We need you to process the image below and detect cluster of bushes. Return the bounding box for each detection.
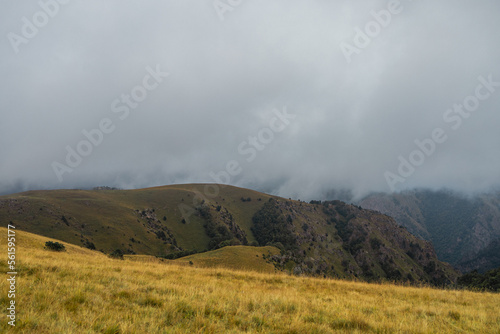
[155,230,167,240]
[251,199,297,251]
[321,202,357,244]
[347,234,366,254]
[109,249,124,259]
[207,224,233,249]
[424,261,436,274]
[457,268,500,292]
[335,204,351,218]
[334,218,352,244]
[406,241,423,260]
[199,204,246,250]
[321,202,339,216]
[92,186,119,190]
[380,260,403,280]
[196,205,210,219]
[151,225,177,245]
[83,240,96,250]
[370,237,382,251]
[45,241,65,252]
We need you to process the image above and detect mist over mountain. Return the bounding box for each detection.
[1,0,500,198]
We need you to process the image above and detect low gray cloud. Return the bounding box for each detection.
[1,0,499,199]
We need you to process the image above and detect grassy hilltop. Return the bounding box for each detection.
[1,228,499,333]
[0,184,271,255]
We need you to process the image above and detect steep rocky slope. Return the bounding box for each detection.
[359,190,500,272]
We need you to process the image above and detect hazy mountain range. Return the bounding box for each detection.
[358,189,500,273]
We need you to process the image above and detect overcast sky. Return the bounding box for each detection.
[1,0,499,199]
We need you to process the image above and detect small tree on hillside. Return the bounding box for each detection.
[109,249,124,259]
[45,241,66,252]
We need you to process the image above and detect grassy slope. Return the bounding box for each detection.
[1,228,499,333]
[174,245,281,273]
[0,184,270,254]
[124,246,281,273]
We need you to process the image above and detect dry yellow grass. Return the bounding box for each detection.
[1,227,499,333]
[173,245,281,273]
